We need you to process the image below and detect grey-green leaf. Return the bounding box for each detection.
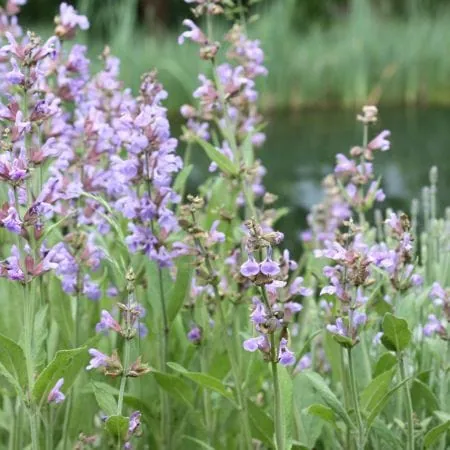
[92,381,118,416]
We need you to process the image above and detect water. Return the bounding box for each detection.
[187,107,450,253]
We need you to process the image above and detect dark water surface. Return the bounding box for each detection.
[187,108,450,252]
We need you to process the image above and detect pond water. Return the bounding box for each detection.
[187,107,450,253]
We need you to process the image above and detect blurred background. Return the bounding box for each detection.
[18,0,450,248]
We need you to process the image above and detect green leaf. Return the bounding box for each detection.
[182,436,215,450]
[92,381,117,416]
[279,365,293,449]
[173,164,193,194]
[167,256,193,324]
[195,137,239,176]
[299,371,354,430]
[371,418,403,449]
[381,313,412,352]
[332,333,354,348]
[105,415,129,440]
[411,378,439,414]
[366,376,412,428]
[373,352,397,378]
[424,421,450,448]
[360,367,396,413]
[0,333,27,392]
[306,404,336,424]
[167,362,235,404]
[151,370,194,408]
[247,399,275,448]
[33,346,87,405]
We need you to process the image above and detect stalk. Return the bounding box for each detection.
[193,232,253,450]
[270,333,284,450]
[398,354,414,450]
[347,348,365,450]
[200,347,213,443]
[144,147,171,449]
[339,348,352,449]
[61,275,82,450]
[260,288,284,450]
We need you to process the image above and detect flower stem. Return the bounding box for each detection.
[347,348,365,450]
[398,353,414,450]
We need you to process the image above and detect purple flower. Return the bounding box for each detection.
[128,411,141,435]
[368,130,391,151]
[278,338,295,366]
[240,255,260,277]
[207,220,225,244]
[243,335,270,353]
[327,318,347,336]
[289,277,313,297]
[372,332,383,345]
[187,325,202,344]
[429,282,447,306]
[352,311,367,329]
[86,349,108,370]
[58,2,89,31]
[423,314,446,337]
[250,298,267,324]
[2,207,22,234]
[178,19,207,45]
[294,353,312,373]
[260,258,280,276]
[95,310,121,334]
[47,378,65,404]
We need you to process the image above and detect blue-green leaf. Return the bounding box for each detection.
[360,367,396,413]
[306,404,336,425]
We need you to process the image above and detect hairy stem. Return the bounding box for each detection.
[399,354,414,450]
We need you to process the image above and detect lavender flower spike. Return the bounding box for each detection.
[47,378,65,404]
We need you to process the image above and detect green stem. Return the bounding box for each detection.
[339,348,352,450]
[399,354,414,450]
[194,234,253,450]
[200,347,212,443]
[61,286,82,450]
[24,284,39,450]
[117,289,134,416]
[270,333,284,450]
[347,348,365,450]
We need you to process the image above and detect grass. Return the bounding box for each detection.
[28,0,450,112]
